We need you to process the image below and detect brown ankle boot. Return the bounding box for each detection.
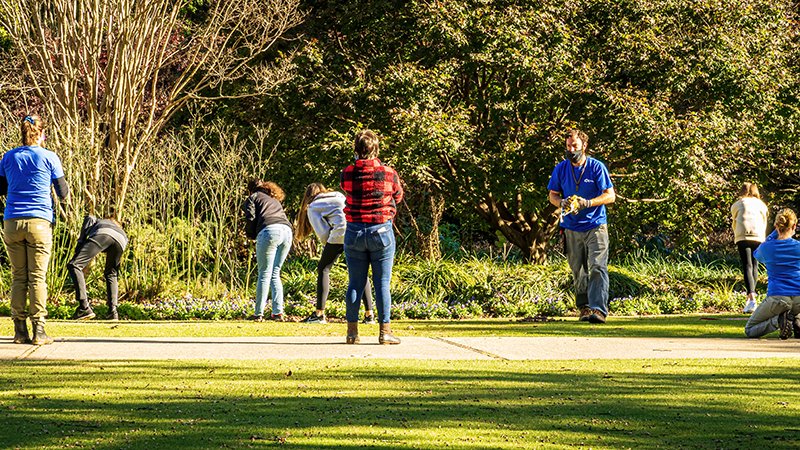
[31,320,53,346]
[13,319,31,344]
[346,322,359,344]
[379,323,400,345]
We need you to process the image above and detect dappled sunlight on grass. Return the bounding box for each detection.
[0,359,799,448]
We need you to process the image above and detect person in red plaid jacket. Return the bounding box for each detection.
[340,130,403,345]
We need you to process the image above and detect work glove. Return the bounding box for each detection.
[575,196,592,210]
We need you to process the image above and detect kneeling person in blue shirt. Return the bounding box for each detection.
[70,216,128,321]
[547,129,616,324]
[745,208,800,339]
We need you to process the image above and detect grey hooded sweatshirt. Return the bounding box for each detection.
[307,191,347,245]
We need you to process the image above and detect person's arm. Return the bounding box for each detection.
[53,176,70,200]
[243,196,257,239]
[549,190,564,208]
[587,187,616,207]
[308,209,331,244]
[392,170,404,204]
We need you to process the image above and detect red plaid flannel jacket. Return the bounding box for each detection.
[340,158,404,223]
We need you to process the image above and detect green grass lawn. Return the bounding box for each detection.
[0,314,750,339]
[0,358,798,449]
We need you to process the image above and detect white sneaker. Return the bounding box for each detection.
[743,299,757,314]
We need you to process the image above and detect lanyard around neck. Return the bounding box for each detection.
[570,161,587,191]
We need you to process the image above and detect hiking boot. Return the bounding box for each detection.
[578,306,592,322]
[270,314,284,322]
[778,311,793,340]
[362,314,376,325]
[743,299,757,314]
[31,320,53,346]
[248,314,264,322]
[72,306,96,321]
[13,319,31,344]
[378,323,401,345]
[588,309,607,324]
[793,317,800,339]
[346,322,359,344]
[303,313,326,324]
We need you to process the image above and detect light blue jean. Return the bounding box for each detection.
[344,221,395,323]
[255,224,293,316]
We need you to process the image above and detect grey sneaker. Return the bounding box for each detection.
[72,307,96,321]
[362,314,376,325]
[778,311,794,340]
[303,313,327,324]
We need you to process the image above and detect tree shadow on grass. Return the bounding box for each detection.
[0,360,798,449]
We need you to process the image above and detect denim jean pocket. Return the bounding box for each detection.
[369,225,393,248]
[344,229,357,247]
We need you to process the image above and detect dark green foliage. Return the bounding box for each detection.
[259,0,800,257]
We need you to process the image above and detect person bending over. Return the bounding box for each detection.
[295,182,375,324]
[69,216,128,321]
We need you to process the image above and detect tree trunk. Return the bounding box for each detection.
[475,194,560,264]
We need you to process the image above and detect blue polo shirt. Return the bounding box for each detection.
[0,145,65,223]
[547,157,613,232]
[754,231,800,296]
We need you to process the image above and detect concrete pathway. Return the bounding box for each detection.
[1,336,800,360]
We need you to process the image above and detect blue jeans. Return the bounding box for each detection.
[565,224,610,315]
[344,221,395,323]
[255,224,293,316]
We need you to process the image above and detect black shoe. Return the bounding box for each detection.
[13,319,31,344]
[107,309,119,321]
[248,314,264,322]
[588,309,607,324]
[793,317,800,339]
[362,314,376,325]
[778,311,794,340]
[72,307,96,321]
[31,321,53,345]
[303,313,326,324]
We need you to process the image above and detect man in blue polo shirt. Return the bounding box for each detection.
[547,129,615,323]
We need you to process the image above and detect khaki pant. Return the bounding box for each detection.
[744,295,800,338]
[3,218,53,321]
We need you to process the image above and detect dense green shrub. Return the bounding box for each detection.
[0,251,754,320]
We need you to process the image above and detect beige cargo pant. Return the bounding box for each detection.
[744,295,800,338]
[3,218,53,322]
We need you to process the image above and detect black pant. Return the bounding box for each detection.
[68,234,123,309]
[317,242,373,312]
[737,240,760,294]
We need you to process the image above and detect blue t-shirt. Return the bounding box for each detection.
[0,145,65,223]
[547,157,613,232]
[754,231,800,297]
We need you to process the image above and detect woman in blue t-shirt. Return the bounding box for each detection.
[745,208,800,339]
[1,115,70,346]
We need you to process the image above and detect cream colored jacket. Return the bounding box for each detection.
[730,197,768,243]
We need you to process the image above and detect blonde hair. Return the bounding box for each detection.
[21,115,44,146]
[738,182,761,199]
[295,183,332,241]
[774,208,797,234]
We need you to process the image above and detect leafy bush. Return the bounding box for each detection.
[0,251,755,320]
